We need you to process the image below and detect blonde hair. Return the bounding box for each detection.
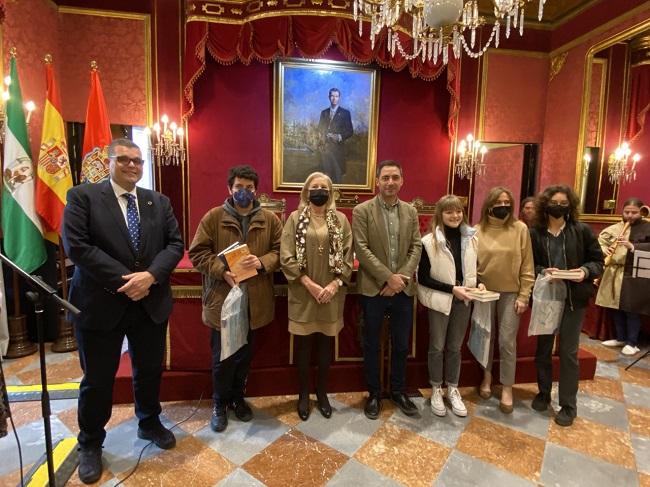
[478,186,516,230]
[430,195,467,250]
[298,172,336,211]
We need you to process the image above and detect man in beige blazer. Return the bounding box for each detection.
[352,160,422,419]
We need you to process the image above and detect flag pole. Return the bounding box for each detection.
[51,239,76,352]
[5,258,37,359]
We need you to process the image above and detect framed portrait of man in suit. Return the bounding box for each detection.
[273,59,379,192]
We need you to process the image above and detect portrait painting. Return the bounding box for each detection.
[273,59,379,192]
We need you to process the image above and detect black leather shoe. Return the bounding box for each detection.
[230,399,253,422]
[554,406,576,427]
[316,393,332,419]
[297,394,310,421]
[78,446,103,484]
[531,392,551,412]
[210,406,228,432]
[138,423,176,449]
[391,392,418,416]
[364,395,381,420]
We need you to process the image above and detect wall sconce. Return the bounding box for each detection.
[144,114,186,166]
[608,142,641,184]
[455,133,488,180]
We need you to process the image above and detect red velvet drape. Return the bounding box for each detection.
[626,64,650,143]
[183,16,460,138]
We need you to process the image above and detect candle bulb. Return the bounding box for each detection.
[177,127,184,149]
[25,100,35,124]
[170,122,177,143]
[4,76,11,87]
[161,114,168,134]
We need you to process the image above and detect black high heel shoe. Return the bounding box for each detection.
[297,394,310,421]
[316,392,332,418]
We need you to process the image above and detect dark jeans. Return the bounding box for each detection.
[535,306,586,415]
[211,328,254,408]
[75,303,167,448]
[361,292,413,395]
[612,309,641,346]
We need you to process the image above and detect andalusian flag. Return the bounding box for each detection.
[36,56,73,243]
[1,54,46,273]
[80,62,111,183]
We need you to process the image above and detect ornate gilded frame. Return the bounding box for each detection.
[575,18,650,223]
[273,58,379,192]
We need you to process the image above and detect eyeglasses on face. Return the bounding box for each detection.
[113,155,144,166]
[548,201,570,207]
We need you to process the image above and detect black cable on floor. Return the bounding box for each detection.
[10,414,24,487]
[114,393,204,486]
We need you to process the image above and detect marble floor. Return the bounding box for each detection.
[1,334,650,486]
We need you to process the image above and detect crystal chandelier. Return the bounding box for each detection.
[608,142,641,185]
[455,133,487,179]
[353,0,547,64]
[144,114,186,166]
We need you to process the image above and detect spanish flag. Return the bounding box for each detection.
[36,55,73,243]
[80,62,111,184]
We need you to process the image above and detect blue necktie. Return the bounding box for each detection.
[123,194,141,252]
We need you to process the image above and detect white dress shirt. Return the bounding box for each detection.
[110,179,140,227]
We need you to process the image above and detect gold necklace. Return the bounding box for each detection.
[313,219,328,255]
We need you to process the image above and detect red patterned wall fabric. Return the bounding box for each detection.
[183,16,460,138]
[626,64,650,144]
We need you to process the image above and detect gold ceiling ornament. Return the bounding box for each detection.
[353,0,547,64]
[549,50,568,83]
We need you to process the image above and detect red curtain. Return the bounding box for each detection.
[183,16,460,138]
[626,64,650,143]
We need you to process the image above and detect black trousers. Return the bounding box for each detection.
[210,328,254,408]
[535,306,586,415]
[361,292,413,395]
[75,303,167,448]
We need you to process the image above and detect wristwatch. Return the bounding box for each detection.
[335,278,343,287]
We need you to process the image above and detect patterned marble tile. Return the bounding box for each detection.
[434,450,535,487]
[2,353,40,377]
[243,429,348,487]
[326,459,402,486]
[548,416,636,469]
[333,391,399,421]
[162,400,214,435]
[249,394,303,427]
[620,365,650,388]
[6,401,46,429]
[295,397,383,456]
[389,396,470,448]
[57,402,135,437]
[119,436,234,486]
[195,409,289,465]
[595,360,622,380]
[540,443,639,487]
[580,343,621,362]
[354,421,450,486]
[633,434,650,475]
[576,392,630,430]
[16,358,83,384]
[640,472,650,487]
[629,406,650,437]
[455,417,545,482]
[215,467,266,486]
[578,376,625,402]
[474,395,551,440]
[624,382,650,409]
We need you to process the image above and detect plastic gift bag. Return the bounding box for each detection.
[220,285,249,361]
[468,301,492,368]
[528,273,566,336]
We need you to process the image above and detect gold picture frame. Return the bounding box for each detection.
[273,58,380,192]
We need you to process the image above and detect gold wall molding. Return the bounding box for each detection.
[549,51,568,83]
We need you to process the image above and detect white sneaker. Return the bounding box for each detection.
[430,387,446,417]
[447,386,467,417]
[622,345,641,356]
[602,339,625,347]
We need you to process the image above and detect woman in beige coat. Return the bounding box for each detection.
[281,172,353,420]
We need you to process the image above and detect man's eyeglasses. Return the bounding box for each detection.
[113,155,144,167]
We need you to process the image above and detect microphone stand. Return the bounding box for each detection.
[0,252,80,487]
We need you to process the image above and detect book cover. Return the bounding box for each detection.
[218,243,257,283]
[467,289,501,302]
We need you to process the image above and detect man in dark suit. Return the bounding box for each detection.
[63,138,183,484]
[318,87,353,184]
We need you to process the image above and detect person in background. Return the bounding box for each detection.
[529,185,603,426]
[352,160,422,419]
[418,194,482,418]
[280,172,353,420]
[475,186,535,414]
[519,197,536,227]
[189,165,282,433]
[63,138,184,484]
[598,198,650,356]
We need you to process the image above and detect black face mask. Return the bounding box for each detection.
[546,205,570,219]
[309,189,329,207]
[491,206,511,220]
